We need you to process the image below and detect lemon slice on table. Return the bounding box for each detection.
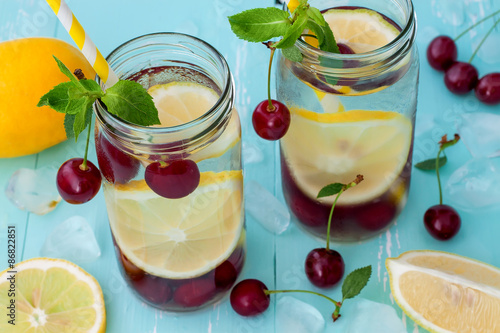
[281,108,412,205]
[0,258,106,333]
[386,250,500,332]
[105,170,244,279]
[147,82,240,162]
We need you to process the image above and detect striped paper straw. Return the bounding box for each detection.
[46,0,119,88]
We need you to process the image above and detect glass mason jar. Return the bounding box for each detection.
[94,33,244,311]
[277,0,419,242]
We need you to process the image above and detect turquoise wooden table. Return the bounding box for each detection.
[1,0,500,332]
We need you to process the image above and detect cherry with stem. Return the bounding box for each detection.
[423,134,461,240]
[56,70,102,204]
[252,44,291,141]
[304,175,364,288]
[231,265,371,321]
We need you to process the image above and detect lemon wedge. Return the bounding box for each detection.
[0,258,106,332]
[147,82,240,162]
[386,250,500,332]
[281,108,412,205]
[105,170,244,279]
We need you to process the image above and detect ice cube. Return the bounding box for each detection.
[475,32,500,65]
[41,216,101,263]
[276,296,325,333]
[445,158,500,211]
[242,141,264,165]
[458,112,500,158]
[244,181,290,234]
[5,167,61,215]
[434,0,465,26]
[335,298,406,333]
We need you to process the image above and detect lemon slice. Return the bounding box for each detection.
[0,258,106,332]
[281,108,412,205]
[105,170,243,279]
[322,8,400,53]
[147,82,240,162]
[386,251,500,332]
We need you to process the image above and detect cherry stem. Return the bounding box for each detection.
[455,9,500,41]
[436,148,444,205]
[267,48,276,111]
[81,121,92,171]
[326,189,344,250]
[469,18,500,63]
[265,289,341,311]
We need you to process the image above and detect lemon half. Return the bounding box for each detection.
[0,258,106,333]
[386,250,500,332]
[105,170,244,279]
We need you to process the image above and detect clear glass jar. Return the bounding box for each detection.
[277,0,419,242]
[94,33,244,311]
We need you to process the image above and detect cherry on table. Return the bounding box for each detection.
[230,279,270,316]
[427,36,458,71]
[305,248,345,288]
[145,159,200,199]
[252,99,291,141]
[424,204,461,240]
[475,73,500,105]
[444,62,478,95]
[56,158,102,204]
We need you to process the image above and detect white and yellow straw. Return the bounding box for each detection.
[46,0,119,88]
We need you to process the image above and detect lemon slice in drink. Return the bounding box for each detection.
[281,108,411,205]
[106,170,243,279]
[386,251,500,332]
[0,258,106,332]
[147,82,240,162]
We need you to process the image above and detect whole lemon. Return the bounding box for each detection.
[0,37,96,158]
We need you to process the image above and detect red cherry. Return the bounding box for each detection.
[173,279,216,308]
[230,279,270,316]
[133,275,173,305]
[214,260,237,289]
[145,159,200,199]
[252,99,291,140]
[475,73,500,105]
[120,253,145,281]
[337,43,355,54]
[444,62,478,95]
[427,36,458,71]
[424,204,461,240]
[96,132,139,184]
[56,158,102,204]
[304,248,345,288]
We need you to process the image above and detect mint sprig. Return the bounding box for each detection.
[228,0,339,62]
[38,56,160,141]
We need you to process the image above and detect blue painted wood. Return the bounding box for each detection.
[1,0,499,332]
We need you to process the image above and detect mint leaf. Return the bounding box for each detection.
[38,81,74,112]
[415,156,447,170]
[228,7,291,42]
[64,113,75,139]
[53,56,82,87]
[342,266,371,301]
[80,79,103,95]
[306,7,324,26]
[317,183,344,198]
[282,46,303,62]
[73,104,92,141]
[306,8,339,53]
[102,80,161,126]
[273,7,308,49]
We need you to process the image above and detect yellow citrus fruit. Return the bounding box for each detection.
[104,170,244,279]
[147,82,240,162]
[281,108,412,205]
[305,8,400,53]
[0,258,106,332]
[0,37,96,158]
[386,250,500,332]
[287,0,300,12]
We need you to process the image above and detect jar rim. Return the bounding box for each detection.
[95,32,233,136]
[294,0,416,61]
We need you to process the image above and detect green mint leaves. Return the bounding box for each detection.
[415,156,447,170]
[38,56,160,141]
[228,0,339,62]
[342,265,372,301]
[317,175,364,198]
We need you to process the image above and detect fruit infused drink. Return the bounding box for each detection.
[94,33,244,311]
[277,1,419,241]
